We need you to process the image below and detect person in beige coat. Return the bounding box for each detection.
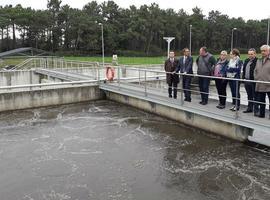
[254,45,270,118]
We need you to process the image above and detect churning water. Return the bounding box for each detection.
[0,101,269,200]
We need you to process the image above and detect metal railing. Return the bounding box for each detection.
[13,57,100,70]
[104,66,270,120]
[1,58,270,121]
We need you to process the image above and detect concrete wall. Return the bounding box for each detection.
[0,70,40,86]
[0,85,105,112]
[105,91,253,142]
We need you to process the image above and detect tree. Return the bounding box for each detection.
[0,1,269,55]
[47,0,62,52]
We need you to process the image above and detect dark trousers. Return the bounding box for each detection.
[257,92,270,117]
[244,82,258,112]
[215,79,228,106]
[198,77,210,103]
[168,81,178,98]
[182,76,192,101]
[229,80,241,108]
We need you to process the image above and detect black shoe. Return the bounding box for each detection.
[217,105,225,109]
[169,95,172,98]
[201,102,208,105]
[258,114,265,118]
[174,96,177,99]
[254,112,260,117]
[243,109,253,113]
[184,99,191,102]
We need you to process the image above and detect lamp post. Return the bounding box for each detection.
[189,25,192,55]
[98,23,105,69]
[231,28,237,51]
[267,17,270,45]
[163,37,175,58]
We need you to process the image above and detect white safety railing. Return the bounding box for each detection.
[102,66,270,120]
[2,60,270,121]
[13,57,100,70]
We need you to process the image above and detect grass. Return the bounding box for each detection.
[64,54,250,65]
[0,54,251,68]
[64,56,166,65]
[0,58,26,69]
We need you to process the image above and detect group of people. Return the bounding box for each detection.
[164,45,270,119]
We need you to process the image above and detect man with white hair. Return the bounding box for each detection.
[254,45,270,118]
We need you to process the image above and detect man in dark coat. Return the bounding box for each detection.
[196,47,216,105]
[164,51,179,99]
[176,48,193,102]
[242,48,258,113]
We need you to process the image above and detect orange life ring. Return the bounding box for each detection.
[106,67,115,81]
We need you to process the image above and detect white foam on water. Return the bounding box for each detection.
[164,157,270,195]
[70,151,103,155]
[31,134,51,142]
[88,105,110,113]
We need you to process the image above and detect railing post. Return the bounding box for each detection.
[235,80,239,119]
[144,70,147,96]
[139,69,141,86]
[180,73,184,105]
[118,66,121,90]
[97,65,100,84]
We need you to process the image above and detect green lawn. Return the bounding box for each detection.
[64,56,166,65]
[64,54,250,65]
[0,58,26,68]
[0,54,251,68]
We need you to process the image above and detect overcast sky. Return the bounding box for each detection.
[1,0,270,20]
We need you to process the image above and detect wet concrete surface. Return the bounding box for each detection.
[0,100,270,200]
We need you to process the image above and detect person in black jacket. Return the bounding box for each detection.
[242,48,258,113]
[176,48,193,102]
[213,51,229,109]
[164,52,179,99]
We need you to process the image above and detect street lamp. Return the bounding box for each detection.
[189,25,192,55]
[231,28,237,51]
[267,17,270,45]
[98,23,105,69]
[163,37,175,58]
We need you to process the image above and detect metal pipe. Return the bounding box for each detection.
[189,25,192,55]
[267,17,270,45]
[118,66,121,90]
[144,70,147,96]
[235,80,239,119]
[180,74,184,105]
[231,28,237,51]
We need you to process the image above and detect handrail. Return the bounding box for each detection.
[124,67,270,85]
[0,80,99,90]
